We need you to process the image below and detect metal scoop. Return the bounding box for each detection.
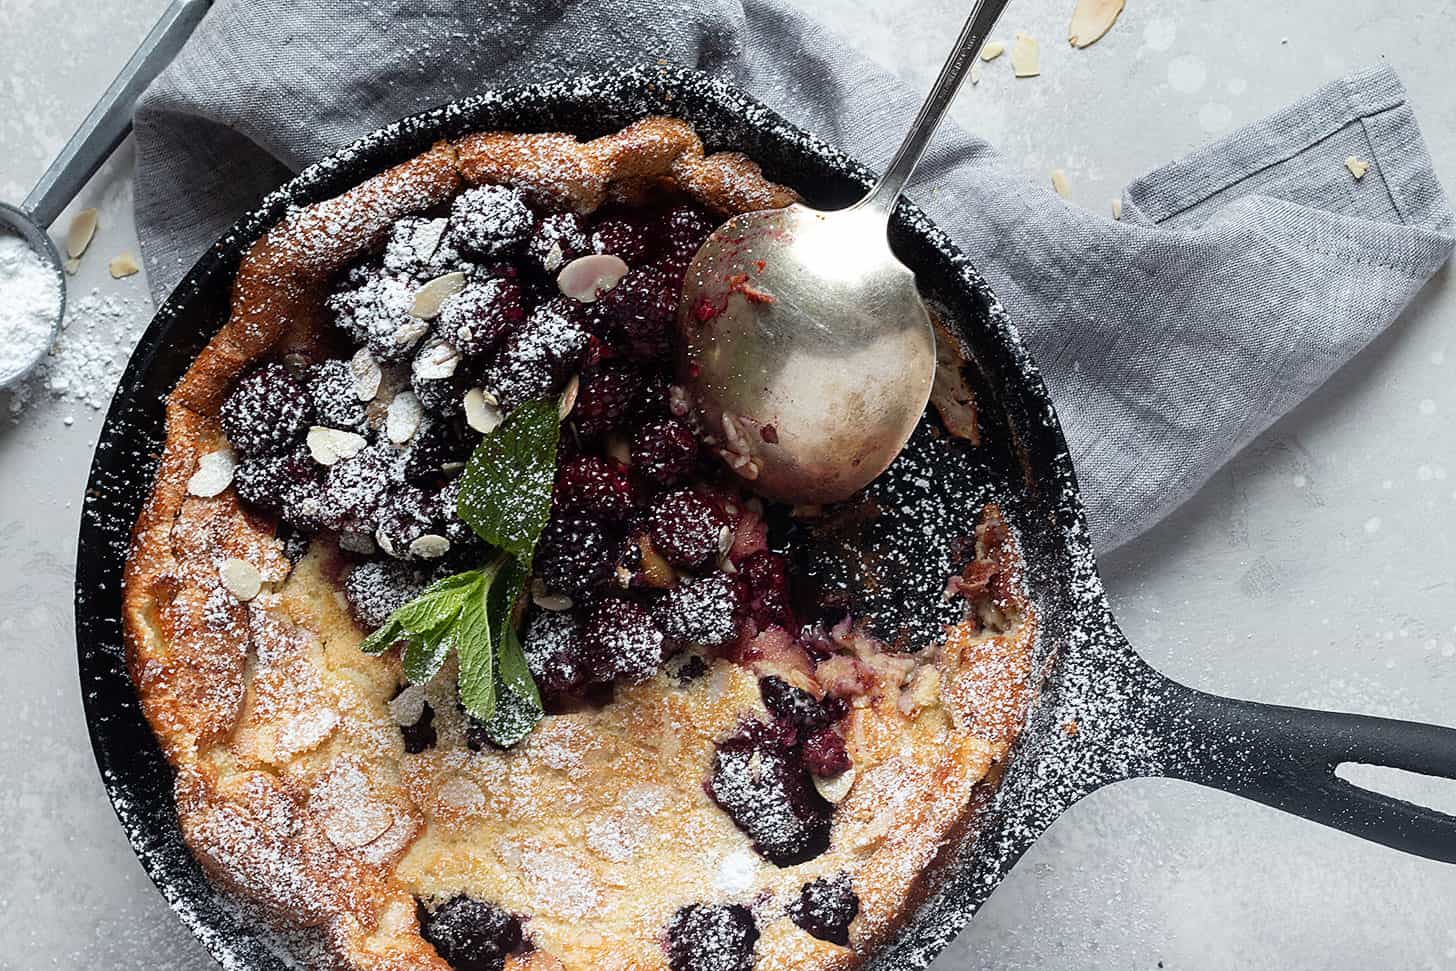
[0,0,212,389]
[678,0,1011,505]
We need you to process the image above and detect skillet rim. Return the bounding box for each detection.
[75,64,1109,970]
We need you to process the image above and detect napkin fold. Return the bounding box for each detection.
[132,0,1455,550]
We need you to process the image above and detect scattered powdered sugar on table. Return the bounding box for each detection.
[0,231,62,386]
[4,286,148,421]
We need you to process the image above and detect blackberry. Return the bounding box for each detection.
[436,277,525,358]
[571,362,642,436]
[403,418,473,487]
[649,489,731,569]
[521,609,586,694]
[653,572,743,648]
[526,212,592,274]
[382,216,462,279]
[233,449,321,519]
[374,485,446,560]
[319,443,406,534]
[446,185,534,260]
[410,338,473,418]
[483,298,588,410]
[277,524,311,564]
[787,873,859,946]
[327,270,424,363]
[428,478,481,550]
[417,896,522,971]
[759,677,847,734]
[590,214,654,266]
[219,363,314,457]
[306,359,368,432]
[535,514,618,596]
[553,454,636,523]
[674,653,710,686]
[630,416,699,486]
[708,721,832,866]
[580,598,666,684]
[344,559,427,630]
[657,204,715,274]
[800,727,851,778]
[740,550,796,630]
[666,903,759,971]
[591,265,678,362]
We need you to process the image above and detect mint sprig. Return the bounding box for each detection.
[359,398,560,746]
[457,398,560,561]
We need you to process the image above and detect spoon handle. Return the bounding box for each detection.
[857,0,1012,219]
[22,0,213,229]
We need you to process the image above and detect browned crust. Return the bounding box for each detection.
[120,117,1031,970]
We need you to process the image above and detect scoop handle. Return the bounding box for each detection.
[856,0,1011,217]
[22,0,213,228]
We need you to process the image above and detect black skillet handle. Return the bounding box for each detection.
[1136,671,1456,862]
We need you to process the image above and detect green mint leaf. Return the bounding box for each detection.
[454,572,497,721]
[402,624,455,684]
[473,561,544,748]
[359,617,405,656]
[358,570,480,656]
[492,563,541,708]
[457,398,560,560]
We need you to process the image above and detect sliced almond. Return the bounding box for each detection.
[636,534,678,589]
[339,530,376,555]
[464,387,504,434]
[970,60,982,85]
[66,208,98,259]
[388,684,427,726]
[605,433,632,466]
[219,558,262,602]
[108,252,140,278]
[386,391,424,444]
[393,319,430,348]
[186,448,237,497]
[307,426,367,466]
[1111,197,1124,220]
[1068,0,1125,48]
[1051,169,1071,199]
[980,40,1006,60]
[812,767,856,804]
[1010,32,1041,77]
[350,348,383,401]
[413,341,461,381]
[1345,156,1370,179]
[557,253,629,303]
[533,590,574,611]
[409,534,451,559]
[558,374,580,420]
[410,271,467,319]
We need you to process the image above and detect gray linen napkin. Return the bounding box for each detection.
[132,0,1455,551]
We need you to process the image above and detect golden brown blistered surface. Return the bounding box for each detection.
[122,116,1037,970]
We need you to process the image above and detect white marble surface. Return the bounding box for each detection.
[1,0,1454,967]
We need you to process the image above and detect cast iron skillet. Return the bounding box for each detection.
[76,67,1456,970]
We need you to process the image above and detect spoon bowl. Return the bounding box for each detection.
[0,202,66,388]
[675,0,1010,504]
[679,202,935,504]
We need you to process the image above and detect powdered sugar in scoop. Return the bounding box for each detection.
[0,232,62,385]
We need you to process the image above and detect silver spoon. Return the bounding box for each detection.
[0,0,212,390]
[678,0,1011,505]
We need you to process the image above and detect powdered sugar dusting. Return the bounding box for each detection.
[0,232,61,385]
